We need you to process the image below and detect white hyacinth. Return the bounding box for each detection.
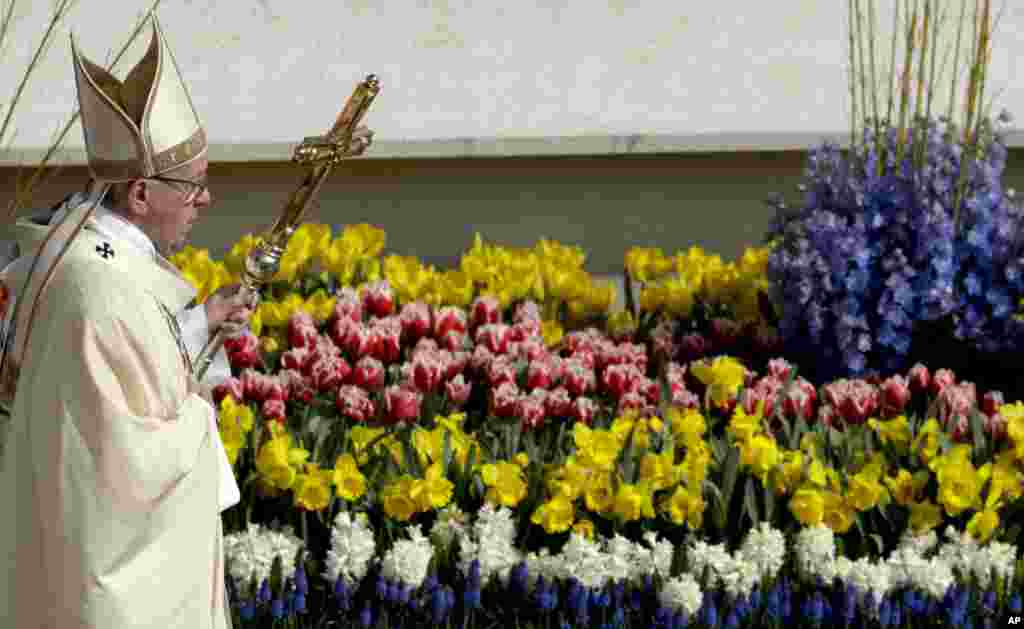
[686,538,761,598]
[839,556,892,604]
[559,533,614,589]
[935,527,1017,590]
[795,525,836,576]
[898,529,939,555]
[687,540,733,585]
[323,511,376,585]
[643,532,675,580]
[430,504,467,551]
[738,523,787,582]
[886,547,954,601]
[456,504,522,586]
[223,524,304,590]
[659,573,704,617]
[525,547,569,585]
[380,525,433,589]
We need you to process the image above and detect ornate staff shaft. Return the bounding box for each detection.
[193,74,381,380]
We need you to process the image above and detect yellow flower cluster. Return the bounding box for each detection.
[627,245,770,323]
[170,246,235,303]
[218,396,255,465]
[381,234,617,321]
[691,356,747,407]
[224,223,385,287]
[252,420,371,512]
[529,412,708,535]
[460,235,616,320]
[252,289,337,337]
[374,414,476,522]
[382,255,473,308]
[770,410,1024,544]
[727,406,781,484]
[784,441,886,536]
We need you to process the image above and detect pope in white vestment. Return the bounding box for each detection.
[0,15,242,629]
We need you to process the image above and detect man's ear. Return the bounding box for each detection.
[125,179,151,217]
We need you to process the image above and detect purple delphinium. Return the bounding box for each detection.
[767,113,1024,381]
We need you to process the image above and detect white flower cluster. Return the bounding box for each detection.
[795,524,1019,609]
[224,524,304,590]
[524,531,675,590]
[430,504,468,552]
[794,524,836,576]
[381,525,434,589]
[659,573,704,618]
[456,503,522,586]
[323,511,376,585]
[687,523,788,599]
[934,526,1017,590]
[738,523,787,582]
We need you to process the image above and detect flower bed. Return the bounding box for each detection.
[171,223,1024,628]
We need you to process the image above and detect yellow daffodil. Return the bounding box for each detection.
[822,491,855,534]
[739,434,781,482]
[382,475,419,522]
[668,408,707,445]
[789,487,825,526]
[846,470,887,512]
[728,406,764,443]
[572,519,596,540]
[531,495,575,534]
[480,461,528,508]
[583,472,615,513]
[967,507,1000,543]
[661,485,704,529]
[909,500,944,534]
[410,462,454,511]
[884,469,929,506]
[255,434,302,490]
[332,453,367,501]
[294,463,333,511]
[936,456,984,517]
[868,415,912,451]
[612,482,655,523]
[691,356,746,406]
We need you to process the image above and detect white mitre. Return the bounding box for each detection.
[71,14,206,182]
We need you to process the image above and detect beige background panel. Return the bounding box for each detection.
[1,1,1021,161]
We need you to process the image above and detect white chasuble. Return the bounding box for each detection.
[0,220,234,628]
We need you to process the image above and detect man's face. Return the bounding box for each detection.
[139,155,212,254]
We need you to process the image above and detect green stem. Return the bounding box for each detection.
[897,1,919,164]
[886,0,901,127]
[913,0,933,170]
[867,0,882,161]
[0,0,76,151]
[854,0,871,147]
[623,267,637,320]
[849,0,860,150]
[949,0,969,124]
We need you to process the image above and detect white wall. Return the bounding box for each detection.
[2,0,1022,163]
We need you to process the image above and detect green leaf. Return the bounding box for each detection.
[763,481,776,524]
[442,428,454,476]
[969,410,986,459]
[619,424,637,484]
[744,477,760,528]
[720,444,741,507]
[398,427,422,478]
[870,534,885,557]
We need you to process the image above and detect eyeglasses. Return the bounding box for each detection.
[148,175,208,204]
